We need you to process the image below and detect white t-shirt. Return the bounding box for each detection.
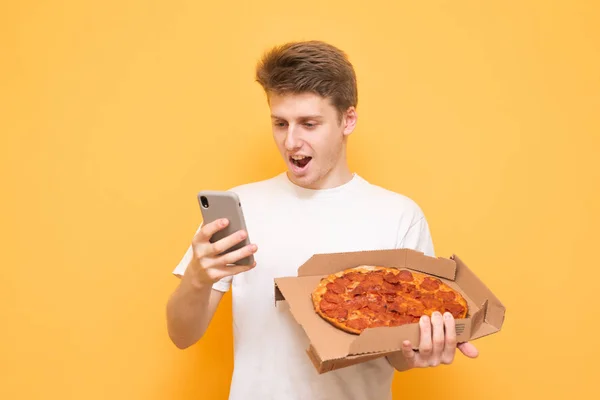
[173,172,435,400]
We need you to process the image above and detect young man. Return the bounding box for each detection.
[166,40,478,400]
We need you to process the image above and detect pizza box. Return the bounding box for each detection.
[273,248,505,374]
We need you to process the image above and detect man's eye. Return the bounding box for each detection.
[304,123,316,128]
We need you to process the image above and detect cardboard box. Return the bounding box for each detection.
[274,248,505,374]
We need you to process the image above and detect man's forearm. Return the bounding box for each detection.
[166,279,213,349]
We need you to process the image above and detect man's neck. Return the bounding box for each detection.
[318,165,354,189]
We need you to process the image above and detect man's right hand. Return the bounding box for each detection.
[182,218,258,289]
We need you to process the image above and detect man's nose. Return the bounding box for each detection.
[284,126,301,151]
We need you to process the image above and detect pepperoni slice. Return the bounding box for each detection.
[356,296,369,308]
[366,283,383,293]
[334,307,349,319]
[383,272,400,284]
[360,307,377,319]
[344,296,367,311]
[335,277,351,287]
[350,283,368,296]
[443,302,466,318]
[384,294,397,303]
[388,301,408,314]
[400,283,416,294]
[324,308,336,317]
[366,273,384,285]
[326,281,345,294]
[367,293,383,303]
[406,288,423,300]
[323,306,335,316]
[382,281,398,292]
[398,270,414,282]
[347,318,369,331]
[346,272,367,282]
[319,299,338,311]
[421,296,443,310]
[407,302,425,317]
[376,312,394,322]
[367,302,385,312]
[323,291,342,304]
[420,277,441,291]
[437,290,456,301]
[341,299,355,311]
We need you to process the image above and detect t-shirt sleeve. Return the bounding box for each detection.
[171,224,233,293]
[396,215,435,257]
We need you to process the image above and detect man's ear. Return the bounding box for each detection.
[342,106,358,137]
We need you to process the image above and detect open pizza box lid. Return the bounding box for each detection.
[274,248,505,374]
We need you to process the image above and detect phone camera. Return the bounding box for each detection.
[200,196,209,208]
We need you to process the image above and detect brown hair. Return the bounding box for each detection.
[255,40,358,123]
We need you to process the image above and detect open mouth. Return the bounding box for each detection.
[290,155,312,170]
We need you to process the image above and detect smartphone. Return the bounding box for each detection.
[197,190,254,266]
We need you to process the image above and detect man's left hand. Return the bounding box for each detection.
[388,311,479,370]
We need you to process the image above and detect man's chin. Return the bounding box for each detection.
[287,170,317,187]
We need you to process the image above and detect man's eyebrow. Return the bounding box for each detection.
[270,115,324,120]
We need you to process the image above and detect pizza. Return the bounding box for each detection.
[311,265,468,334]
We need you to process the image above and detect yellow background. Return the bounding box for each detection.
[2,1,598,399]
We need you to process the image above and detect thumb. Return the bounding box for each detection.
[457,342,479,358]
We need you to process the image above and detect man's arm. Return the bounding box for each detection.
[166,276,225,349]
[166,218,258,349]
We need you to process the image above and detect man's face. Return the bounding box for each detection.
[268,92,357,189]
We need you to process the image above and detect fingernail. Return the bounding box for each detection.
[444,312,452,320]
[420,316,429,324]
[432,311,442,318]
